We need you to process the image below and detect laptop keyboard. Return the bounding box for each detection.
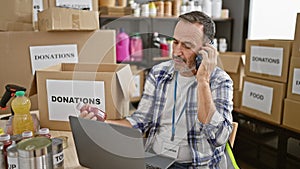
[145,163,162,169]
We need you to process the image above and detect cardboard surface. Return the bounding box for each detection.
[130,65,145,102]
[233,90,242,109]
[0,0,33,24]
[43,0,98,11]
[38,7,99,31]
[287,57,300,101]
[0,30,116,115]
[292,13,300,58]
[36,63,133,131]
[282,98,300,132]
[240,76,286,124]
[245,39,293,83]
[219,52,245,90]
[0,21,33,31]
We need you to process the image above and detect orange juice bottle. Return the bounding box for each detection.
[11,91,34,135]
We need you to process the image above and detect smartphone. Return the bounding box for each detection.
[195,40,214,70]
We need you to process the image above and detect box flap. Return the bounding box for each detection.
[218,52,245,73]
[116,64,136,99]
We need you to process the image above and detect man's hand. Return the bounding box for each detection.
[79,110,97,121]
[196,43,218,83]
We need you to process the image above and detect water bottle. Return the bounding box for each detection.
[116,28,130,62]
[11,91,35,135]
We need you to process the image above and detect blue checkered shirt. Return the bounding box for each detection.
[126,60,233,168]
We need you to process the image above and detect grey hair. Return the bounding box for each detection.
[179,11,216,42]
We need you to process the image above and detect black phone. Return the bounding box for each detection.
[195,40,214,70]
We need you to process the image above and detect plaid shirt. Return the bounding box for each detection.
[126,60,233,168]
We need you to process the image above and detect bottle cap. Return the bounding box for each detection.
[0,134,10,141]
[39,128,50,135]
[22,131,33,138]
[15,91,25,97]
[219,38,226,43]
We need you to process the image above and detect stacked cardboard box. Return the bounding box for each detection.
[282,13,300,132]
[39,0,99,31]
[240,39,293,125]
[0,0,34,31]
[218,52,245,109]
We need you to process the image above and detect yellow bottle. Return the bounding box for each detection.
[11,91,35,135]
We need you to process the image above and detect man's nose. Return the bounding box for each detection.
[173,44,183,56]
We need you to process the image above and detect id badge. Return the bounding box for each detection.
[161,142,179,159]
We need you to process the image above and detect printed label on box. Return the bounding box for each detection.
[131,75,141,98]
[30,44,78,75]
[250,46,283,76]
[242,81,273,114]
[46,79,105,121]
[292,68,300,95]
[56,0,93,10]
[33,0,44,22]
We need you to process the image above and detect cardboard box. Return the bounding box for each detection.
[43,0,98,11]
[0,30,116,115]
[38,7,99,32]
[292,13,300,58]
[218,52,245,90]
[240,76,286,124]
[0,21,33,31]
[282,98,300,132]
[245,39,293,83]
[37,63,134,131]
[0,0,32,24]
[130,65,145,102]
[233,90,242,109]
[287,57,300,101]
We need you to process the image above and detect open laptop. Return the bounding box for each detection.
[69,116,175,169]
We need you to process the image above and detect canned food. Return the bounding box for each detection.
[7,144,19,169]
[17,137,53,169]
[52,138,64,168]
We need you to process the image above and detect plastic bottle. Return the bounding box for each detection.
[160,37,169,57]
[21,131,33,140]
[202,0,212,17]
[116,28,130,62]
[37,128,51,138]
[219,38,227,52]
[130,33,143,61]
[153,32,160,48]
[76,102,107,122]
[212,0,222,18]
[11,91,35,135]
[149,1,157,17]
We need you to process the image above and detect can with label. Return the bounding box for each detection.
[7,143,19,169]
[52,138,64,168]
[17,137,53,169]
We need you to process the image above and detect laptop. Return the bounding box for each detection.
[69,116,175,169]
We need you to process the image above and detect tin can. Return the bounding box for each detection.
[0,142,5,169]
[17,137,53,169]
[52,138,64,168]
[7,144,19,169]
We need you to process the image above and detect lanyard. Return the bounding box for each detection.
[171,71,187,141]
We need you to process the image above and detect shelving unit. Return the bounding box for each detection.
[233,110,300,169]
[99,15,233,69]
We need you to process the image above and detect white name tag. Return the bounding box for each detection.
[292,68,300,95]
[30,44,78,75]
[46,79,105,121]
[250,46,283,76]
[162,142,179,159]
[242,81,273,114]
